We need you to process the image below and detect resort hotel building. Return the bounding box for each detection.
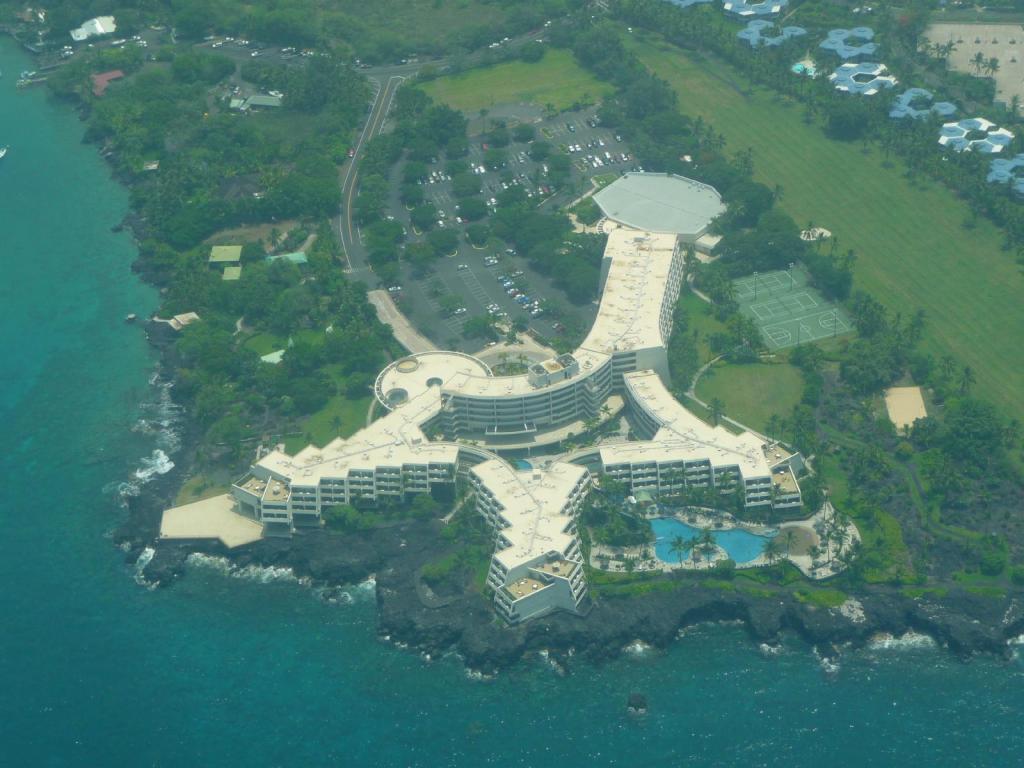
[166,173,804,624]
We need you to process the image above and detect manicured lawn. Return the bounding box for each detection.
[333,0,511,53]
[421,49,613,113]
[677,291,727,362]
[243,332,284,356]
[285,394,372,452]
[628,33,1024,419]
[174,473,230,505]
[695,361,803,433]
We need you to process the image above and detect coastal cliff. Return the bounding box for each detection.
[116,450,1024,673]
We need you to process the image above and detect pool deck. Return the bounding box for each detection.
[160,493,264,549]
[588,503,858,580]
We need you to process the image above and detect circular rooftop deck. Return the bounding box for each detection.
[375,351,492,409]
[592,173,725,239]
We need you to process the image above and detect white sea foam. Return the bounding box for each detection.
[813,647,840,676]
[868,631,937,651]
[133,547,156,587]
[624,640,652,656]
[464,668,496,682]
[185,553,302,584]
[759,643,783,657]
[118,372,183,499]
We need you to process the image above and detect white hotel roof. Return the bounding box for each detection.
[593,173,725,237]
[376,227,678,405]
[472,459,587,571]
[578,228,678,356]
[255,388,456,485]
[601,371,771,481]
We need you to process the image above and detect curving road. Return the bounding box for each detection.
[339,73,405,271]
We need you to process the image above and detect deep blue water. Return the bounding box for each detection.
[2,38,1023,766]
[652,518,770,563]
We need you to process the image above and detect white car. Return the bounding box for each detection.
[457,264,469,270]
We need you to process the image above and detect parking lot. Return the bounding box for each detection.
[352,107,636,353]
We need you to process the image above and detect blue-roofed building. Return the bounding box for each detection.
[938,118,1014,153]
[722,0,787,18]
[829,62,897,95]
[663,0,714,9]
[987,154,1024,195]
[737,20,807,48]
[819,27,878,60]
[889,88,957,120]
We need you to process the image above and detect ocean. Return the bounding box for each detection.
[1,38,1022,767]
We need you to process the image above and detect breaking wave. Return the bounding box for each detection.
[868,631,937,651]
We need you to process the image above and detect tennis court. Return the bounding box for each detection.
[734,267,853,349]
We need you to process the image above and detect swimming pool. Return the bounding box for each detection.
[651,518,772,564]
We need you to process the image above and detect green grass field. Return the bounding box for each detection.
[420,49,613,113]
[695,362,803,433]
[285,395,372,453]
[628,33,1024,419]
[333,0,510,54]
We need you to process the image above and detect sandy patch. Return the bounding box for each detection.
[885,385,927,430]
[926,23,1024,109]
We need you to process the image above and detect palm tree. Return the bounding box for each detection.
[971,51,986,74]
[698,528,716,562]
[763,536,785,565]
[784,528,797,556]
[940,355,957,381]
[765,414,782,441]
[709,397,725,426]
[669,535,688,566]
[987,57,1000,77]
[959,365,976,395]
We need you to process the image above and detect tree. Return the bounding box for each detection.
[410,203,439,231]
[762,536,785,565]
[512,123,536,143]
[709,397,725,426]
[452,172,481,198]
[410,493,440,519]
[670,535,688,566]
[465,222,490,247]
[959,365,976,396]
[427,228,459,256]
[484,148,507,170]
[463,315,498,340]
[458,197,488,221]
[529,141,551,162]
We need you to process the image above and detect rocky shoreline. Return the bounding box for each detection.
[114,405,1024,674]
[50,38,1015,674]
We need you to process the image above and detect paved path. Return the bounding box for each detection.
[339,74,405,270]
[368,290,437,354]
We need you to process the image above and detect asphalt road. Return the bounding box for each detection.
[339,73,405,270]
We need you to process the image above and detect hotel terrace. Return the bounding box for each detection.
[165,173,804,624]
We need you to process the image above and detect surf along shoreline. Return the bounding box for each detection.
[11,32,1022,674]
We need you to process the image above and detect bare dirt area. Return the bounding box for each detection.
[926,22,1024,109]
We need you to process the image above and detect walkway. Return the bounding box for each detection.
[368,289,437,354]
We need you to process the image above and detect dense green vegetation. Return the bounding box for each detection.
[37,0,579,63]
[421,48,612,112]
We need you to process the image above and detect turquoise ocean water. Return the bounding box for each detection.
[1,38,1023,766]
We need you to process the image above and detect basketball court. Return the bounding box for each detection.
[734,267,853,349]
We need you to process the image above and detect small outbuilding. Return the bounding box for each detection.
[209,245,242,265]
[90,69,124,97]
[70,15,116,42]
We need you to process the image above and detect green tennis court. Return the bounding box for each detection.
[734,267,853,349]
